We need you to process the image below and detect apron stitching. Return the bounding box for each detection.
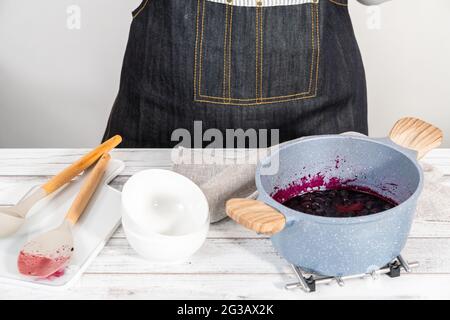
[313,1,321,95]
[132,0,150,18]
[195,91,317,105]
[194,1,320,105]
[223,4,230,99]
[199,89,315,100]
[259,6,264,100]
[228,5,234,102]
[206,0,318,7]
[255,6,259,103]
[193,0,202,101]
[255,3,263,102]
[328,0,347,7]
[306,1,315,94]
[198,0,207,97]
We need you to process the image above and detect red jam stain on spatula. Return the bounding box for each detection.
[18,250,70,279]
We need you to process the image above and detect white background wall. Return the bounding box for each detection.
[0,0,449,147]
[350,0,450,146]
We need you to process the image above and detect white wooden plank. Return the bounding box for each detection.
[423,150,450,176]
[0,273,450,300]
[0,149,173,176]
[109,219,450,240]
[112,221,270,239]
[423,149,450,158]
[0,176,125,205]
[84,238,450,275]
[0,149,448,175]
[409,221,450,238]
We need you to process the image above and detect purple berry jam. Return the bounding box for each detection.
[282,188,398,218]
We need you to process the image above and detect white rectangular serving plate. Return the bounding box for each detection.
[0,159,125,290]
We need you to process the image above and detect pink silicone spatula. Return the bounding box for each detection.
[17,154,111,278]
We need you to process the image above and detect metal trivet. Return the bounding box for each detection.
[285,255,419,293]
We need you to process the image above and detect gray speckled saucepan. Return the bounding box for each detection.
[226,118,443,277]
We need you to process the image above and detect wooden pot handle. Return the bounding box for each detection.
[389,117,443,159]
[42,135,122,194]
[65,154,111,225]
[226,199,286,235]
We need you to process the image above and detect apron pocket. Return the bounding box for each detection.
[194,0,321,106]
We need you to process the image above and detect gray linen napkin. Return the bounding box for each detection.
[172,148,261,223]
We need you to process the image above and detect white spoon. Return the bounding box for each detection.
[17,154,111,278]
[0,136,121,238]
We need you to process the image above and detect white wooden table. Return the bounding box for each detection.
[1,149,450,300]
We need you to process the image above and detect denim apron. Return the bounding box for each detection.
[103,0,368,147]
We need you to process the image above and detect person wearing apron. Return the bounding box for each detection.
[104,0,389,148]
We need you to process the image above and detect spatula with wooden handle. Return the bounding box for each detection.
[0,135,121,238]
[17,153,111,278]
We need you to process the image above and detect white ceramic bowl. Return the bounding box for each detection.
[121,169,209,262]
